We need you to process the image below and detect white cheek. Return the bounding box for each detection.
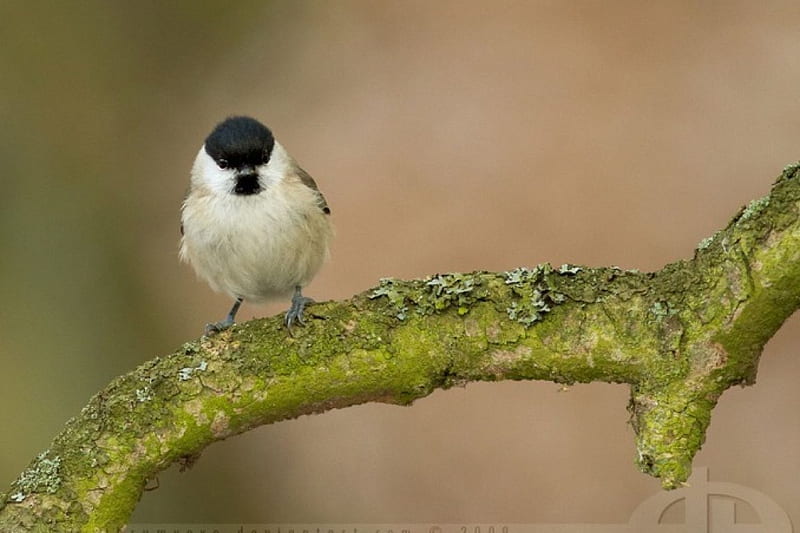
[260,141,291,187]
[191,147,235,195]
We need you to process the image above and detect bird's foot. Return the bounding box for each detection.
[285,290,315,329]
[204,316,234,336]
[204,298,243,336]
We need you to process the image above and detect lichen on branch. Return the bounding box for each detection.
[2,162,799,533]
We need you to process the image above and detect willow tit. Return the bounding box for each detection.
[180,116,333,334]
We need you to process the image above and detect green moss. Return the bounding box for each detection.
[178,360,208,381]
[369,272,493,320]
[631,380,720,488]
[9,452,62,502]
[180,341,200,355]
[696,231,719,251]
[370,278,410,320]
[558,264,583,275]
[503,265,568,326]
[781,160,800,180]
[739,195,770,222]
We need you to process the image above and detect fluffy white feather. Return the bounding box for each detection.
[180,142,332,303]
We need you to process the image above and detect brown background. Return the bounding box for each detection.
[1,0,798,525]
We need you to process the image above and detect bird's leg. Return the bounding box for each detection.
[205,297,243,335]
[285,286,314,328]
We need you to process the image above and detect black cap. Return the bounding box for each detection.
[204,116,275,169]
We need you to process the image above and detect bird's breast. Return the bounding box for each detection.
[181,184,332,301]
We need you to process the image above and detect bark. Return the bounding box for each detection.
[2,163,800,532]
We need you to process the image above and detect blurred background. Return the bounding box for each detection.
[1,0,799,526]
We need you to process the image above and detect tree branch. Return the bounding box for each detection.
[3,163,800,532]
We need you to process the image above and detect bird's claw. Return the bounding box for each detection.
[204,298,242,336]
[285,293,314,329]
[204,317,234,336]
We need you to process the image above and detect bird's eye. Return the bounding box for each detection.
[218,158,229,169]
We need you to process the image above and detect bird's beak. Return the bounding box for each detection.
[233,167,262,195]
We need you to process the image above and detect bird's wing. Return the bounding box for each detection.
[295,165,331,215]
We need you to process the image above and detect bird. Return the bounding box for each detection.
[180,116,333,335]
